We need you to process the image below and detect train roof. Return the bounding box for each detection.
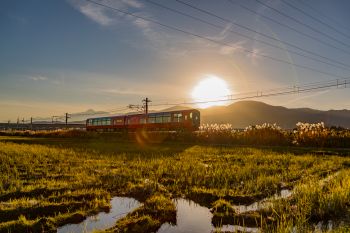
[86,108,199,120]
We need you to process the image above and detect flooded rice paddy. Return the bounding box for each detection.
[157,198,259,233]
[57,197,140,233]
[58,189,293,233]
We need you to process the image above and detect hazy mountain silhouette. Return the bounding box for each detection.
[24,102,349,128]
[161,106,192,111]
[200,101,350,129]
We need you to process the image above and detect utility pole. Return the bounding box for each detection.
[30,117,33,130]
[17,117,19,130]
[142,97,151,115]
[142,98,151,124]
[65,113,71,126]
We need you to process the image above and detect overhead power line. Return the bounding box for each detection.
[295,0,350,34]
[227,0,350,59]
[85,0,348,79]
[253,0,350,50]
[176,0,350,56]
[144,0,350,71]
[279,0,350,40]
[149,78,350,107]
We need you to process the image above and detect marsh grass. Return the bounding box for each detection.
[0,136,350,232]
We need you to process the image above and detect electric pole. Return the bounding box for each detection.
[30,117,33,130]
[142,98,151,115]
[142,98,151,124]
[65,113,71,125]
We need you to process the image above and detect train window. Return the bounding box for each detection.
[156,115,162,123]
[148,116,155,123]
[173,113,182,122]
[163,115,171,123]
[190,112,193,119]
[140,118,146,124]
[185,115,188,121]
[162,113,171,123]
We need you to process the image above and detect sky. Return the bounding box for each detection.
[1,0,350,122]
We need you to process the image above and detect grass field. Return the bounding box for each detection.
[0,134,350,232]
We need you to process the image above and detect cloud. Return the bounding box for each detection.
[28,76,48,81]
[99,88,147,96]
[246,48,262,65]
[219,40,246,55]
[69,0,143,26]
[120,0,143,8]
[78,2,114,26]
[208,23,233,41]
[69,0,247,59]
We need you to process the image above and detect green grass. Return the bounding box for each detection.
[0,135,350,232]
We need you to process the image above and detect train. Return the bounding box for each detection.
[86,109,200,132]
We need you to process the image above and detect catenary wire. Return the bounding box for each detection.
[143,0,350,71]
[227,0,350,62]
[85,0,348,79]
[279,0,350,39]
[175,0,350,56]
[254,0,350,50]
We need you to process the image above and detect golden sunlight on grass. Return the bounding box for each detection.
[191,75,231,108]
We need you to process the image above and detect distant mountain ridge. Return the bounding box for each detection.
[21,101,349,128]
[200,101,350,129]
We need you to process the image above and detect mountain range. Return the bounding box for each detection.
[23,101,350,129]
[199,101,350,129]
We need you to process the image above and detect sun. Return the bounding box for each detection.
[191,75,231,108]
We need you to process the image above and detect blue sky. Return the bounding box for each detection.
[1,0,350,121]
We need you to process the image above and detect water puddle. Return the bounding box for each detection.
[57,197,140,233]
[56,190,292,233]
[314,220,333,232]
[157,199,259,233]
[237,189,292,213]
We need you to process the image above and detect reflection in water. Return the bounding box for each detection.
[237,189,292,213]
[314,220,333,232]
[157,199,259,233]
[57,197,140,233]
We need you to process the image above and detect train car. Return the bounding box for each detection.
[86,109,200,132]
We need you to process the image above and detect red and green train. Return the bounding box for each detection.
[86,109,200,132]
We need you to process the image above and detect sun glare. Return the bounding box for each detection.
[191,75,231,108]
